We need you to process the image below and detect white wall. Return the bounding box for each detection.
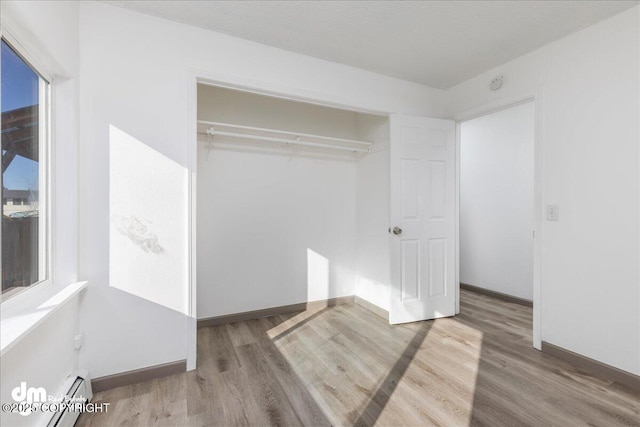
[197,86,362,318]
[77,1,446,378]
[0,1,80,425]
[1,299,81,427]
[448,6,639,375]
[460,102,534,300]
[355,116,392,311]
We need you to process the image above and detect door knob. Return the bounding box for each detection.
[392,226,403,235]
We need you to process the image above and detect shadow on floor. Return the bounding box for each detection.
[352,320,432,427]
[77,291,640,426]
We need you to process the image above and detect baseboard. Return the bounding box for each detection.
[541,342,639,391]
[354,295,389,320]
[197,295,354,328]
[460,282,533,307]
[91,360,186,393]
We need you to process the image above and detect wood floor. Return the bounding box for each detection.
[77,290,639,426]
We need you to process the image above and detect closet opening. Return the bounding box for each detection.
[194,82,390,345]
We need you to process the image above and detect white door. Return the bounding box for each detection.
[389,115,456,324]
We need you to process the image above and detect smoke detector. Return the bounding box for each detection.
[490,75,503,91]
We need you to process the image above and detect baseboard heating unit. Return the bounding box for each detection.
[47,371,93,427]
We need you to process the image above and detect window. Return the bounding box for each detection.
[1,38,50,300]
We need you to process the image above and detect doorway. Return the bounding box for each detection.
[458,101,536,339]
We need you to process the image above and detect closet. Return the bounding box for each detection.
[196,84,391,320]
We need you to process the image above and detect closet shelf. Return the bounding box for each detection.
[197,120,372,153]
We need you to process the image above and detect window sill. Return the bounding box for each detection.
[0,281,87,356]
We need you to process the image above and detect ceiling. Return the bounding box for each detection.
[105,1,638,89]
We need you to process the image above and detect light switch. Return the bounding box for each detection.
[547,205,559,221]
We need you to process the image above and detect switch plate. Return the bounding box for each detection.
[546,205,559,221]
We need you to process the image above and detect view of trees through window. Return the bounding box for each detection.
[1,39,44,297]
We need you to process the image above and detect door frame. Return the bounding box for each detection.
[454,94,543,350]
[185,69,393,369]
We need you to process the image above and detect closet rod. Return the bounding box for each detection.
[201,129,370,153]
[197,120,373,147]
